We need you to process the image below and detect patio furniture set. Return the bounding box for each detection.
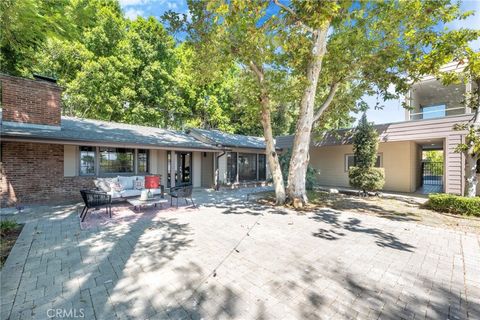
[79,175,195,222]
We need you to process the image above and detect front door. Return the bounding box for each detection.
[176,152,192,186]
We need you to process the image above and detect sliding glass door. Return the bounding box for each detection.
[176,152,192,185]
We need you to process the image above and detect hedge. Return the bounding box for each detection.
[426,194,480,216]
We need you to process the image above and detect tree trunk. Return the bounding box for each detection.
[286,27,329,208]
[249,62,286,205]
[465,153,478,197]
[261,102,286,205]
[464,84,479,197]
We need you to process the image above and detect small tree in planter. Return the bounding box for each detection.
[348,114,385,195]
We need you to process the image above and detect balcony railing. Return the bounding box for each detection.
[408,107,467,121]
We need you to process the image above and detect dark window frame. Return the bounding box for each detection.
[258,154,267,181]
[99,147,135,175]
[345,153,383,172]
[79,146,96,176]
[226,152,237,183]
[238,153,258,181]
[137,149,149,174]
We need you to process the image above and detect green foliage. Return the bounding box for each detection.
[427,194,480,216]
[279,149,317,190]
[3,1,243,132]
[352,114,379,168]
[348,167,385,193]
[0,220,18,236]
[423,151,444,175]
[423,151,444,163]
[349,114,385,192]
[0,0,74,76]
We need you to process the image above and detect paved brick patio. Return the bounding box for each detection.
[1,188,479,319]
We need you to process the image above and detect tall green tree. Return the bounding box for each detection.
[348,114,385,194]
[270,0,479,207]
[0,0,73,76]
[177,0,294,204]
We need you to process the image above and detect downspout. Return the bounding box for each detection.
[215,151,226,191]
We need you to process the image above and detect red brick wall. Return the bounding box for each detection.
[1,142,95,206]
[0,74,61,126]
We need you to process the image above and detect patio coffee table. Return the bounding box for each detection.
[127,196,168,211]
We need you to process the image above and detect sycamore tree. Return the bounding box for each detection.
[176,0,306,204]
[181,0,478,207]
[270,0,480,207]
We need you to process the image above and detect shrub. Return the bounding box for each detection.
[426,194,480,216]
[348,167,385,193]
[348,114,385,193]
[0,220,18,236]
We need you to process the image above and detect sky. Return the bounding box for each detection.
[119,0,480,125]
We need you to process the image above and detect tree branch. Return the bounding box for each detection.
[313,82,340,123]
[248,61,264,83]
[272,0,313,33]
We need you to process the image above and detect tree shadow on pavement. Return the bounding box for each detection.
[310,209,415,252]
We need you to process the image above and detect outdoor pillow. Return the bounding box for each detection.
[134,178,145,190]
[145,175,159,189]
[118,176,134,190]
[110,181,124,192]
[95,178,112,192]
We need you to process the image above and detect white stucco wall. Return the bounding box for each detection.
[309,141,419,193]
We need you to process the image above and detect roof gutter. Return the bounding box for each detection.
[0,135,225,152]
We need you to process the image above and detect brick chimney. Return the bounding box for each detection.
[0,74,62,127]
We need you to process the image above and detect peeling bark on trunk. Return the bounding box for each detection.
[249,62,286,205]
[465,153,478,197]
[261,103,286,205]
[464,89,479,197]
[286,27,329,208]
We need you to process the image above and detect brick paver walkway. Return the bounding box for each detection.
[1,188,479,319]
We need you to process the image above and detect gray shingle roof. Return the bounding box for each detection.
[1,114,221,150]
[188,128,266,149]
[275,124,392,148]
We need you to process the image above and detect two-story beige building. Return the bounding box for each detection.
[277,63,479,196]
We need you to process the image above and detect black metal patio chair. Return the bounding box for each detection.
[80,189,112,222]
[169,184,195,208]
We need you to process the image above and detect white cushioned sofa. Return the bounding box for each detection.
[93,176,163,200]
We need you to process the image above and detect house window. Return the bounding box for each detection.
[345,154,382,172]
[226,152,237,183]
[477,159,480,174]
[79,146,96,175]
[239,153,257,181]
[137,149,149,174]
[167,151,171,187]
[258,154,267,180]
[99,147,134,174]
[421,104,446,119]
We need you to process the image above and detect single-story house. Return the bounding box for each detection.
[0,74,270,206]
[277,62,479,196]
